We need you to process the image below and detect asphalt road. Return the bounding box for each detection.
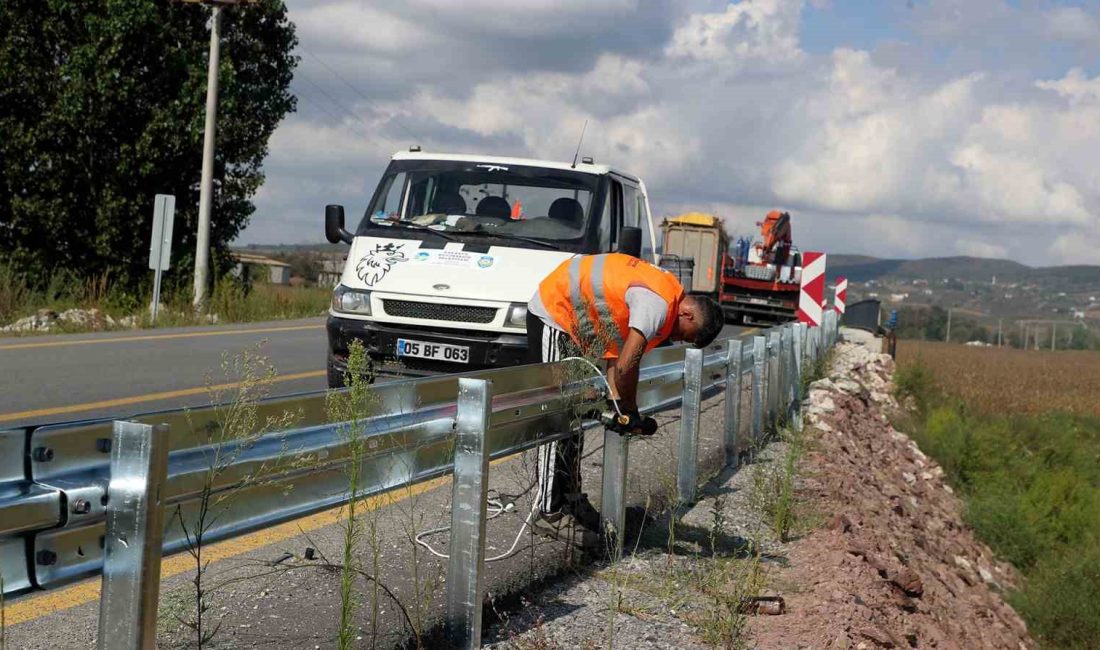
[0,318,749,429]
[0,318,329,428]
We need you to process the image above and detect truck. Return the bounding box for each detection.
[323,149,658,387]
[658,211,802,325]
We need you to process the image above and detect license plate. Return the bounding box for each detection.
[396,338,470,363]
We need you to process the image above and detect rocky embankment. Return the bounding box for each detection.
[483,335,1034,649]
[750,339,1032,649]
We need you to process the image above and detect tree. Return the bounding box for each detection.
[0,0,297,292]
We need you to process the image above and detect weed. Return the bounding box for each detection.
[709,492,728,558]
[324,339,409,649]
[750,428,804,543]
[325,340,377,649]
[171,344,301,647]
[692,554,762,649]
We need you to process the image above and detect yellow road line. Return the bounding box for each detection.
[0,370,326,424]
[0,324,322,352]
[3,453,517,626]
[2,476,447,626]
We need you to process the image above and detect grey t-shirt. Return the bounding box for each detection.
[527,287,670,342]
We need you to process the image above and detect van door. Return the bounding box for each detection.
[615,177,656,263]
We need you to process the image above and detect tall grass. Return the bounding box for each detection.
[0,261,329,333]
[895,357,1100,648]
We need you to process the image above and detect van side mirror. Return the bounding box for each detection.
[325,204,353,244]
[618,226,642,258]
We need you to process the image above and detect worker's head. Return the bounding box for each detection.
[672,295,725,349]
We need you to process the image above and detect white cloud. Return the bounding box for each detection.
[244,0,1100,267]
[1045,6,1100,44]
[666,0,804,66]
[1037,67,1100,104]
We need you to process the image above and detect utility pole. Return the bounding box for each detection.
[1051,323,1056,351]
[997,318,1003,347]
[185,0,253,310]
[192,4,222,310]
[945,308,952,344]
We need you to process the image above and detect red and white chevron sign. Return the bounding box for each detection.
[835,276,848,315]
[797,251,827,327]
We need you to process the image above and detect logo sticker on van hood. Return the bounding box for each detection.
[410,249,498,269]
[356,243,407,286]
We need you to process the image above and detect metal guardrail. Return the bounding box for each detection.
[0,312,840,648]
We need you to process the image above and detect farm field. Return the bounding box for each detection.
[893,340,1100,647]
[896,340,1100,418]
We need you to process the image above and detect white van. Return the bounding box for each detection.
[323,150,658,386]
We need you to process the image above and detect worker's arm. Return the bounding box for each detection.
[606,328,648,413]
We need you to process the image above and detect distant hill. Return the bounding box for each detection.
[829,254,1100,291]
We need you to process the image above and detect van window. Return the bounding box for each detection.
[361,161,599,248]
[371,172,407,219]
[597,192,612,252]
[621,183,640,231]
[637,192,654,260]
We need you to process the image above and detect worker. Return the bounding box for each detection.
[525,252,725,547]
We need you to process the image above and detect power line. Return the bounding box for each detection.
[293,91,375,143]
[297,44,423,143]
[293,71,404,150]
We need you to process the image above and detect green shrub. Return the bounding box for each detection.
[893,358,938,414]
[1012,543,1100,648]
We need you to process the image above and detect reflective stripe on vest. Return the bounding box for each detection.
[567,255,625,355]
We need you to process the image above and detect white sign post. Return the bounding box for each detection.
[148,194,176,324]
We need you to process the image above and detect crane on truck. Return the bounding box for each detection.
[723,210,803,324]
[658,210,803,326]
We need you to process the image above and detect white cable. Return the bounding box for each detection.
[415,483,543,562]
[558,356,623,419]
[414,357,613,561]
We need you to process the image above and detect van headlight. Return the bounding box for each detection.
[332,286,372,315]
[505,303,527,328]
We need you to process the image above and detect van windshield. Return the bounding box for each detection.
[358,160,600,247]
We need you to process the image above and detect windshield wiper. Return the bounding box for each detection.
[382,221,456,241]
[462,229,557,249]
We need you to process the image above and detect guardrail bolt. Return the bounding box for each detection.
[95,438,112,453]
[72,498,91,515]
[36,549,57,566]
[32,446,54,462]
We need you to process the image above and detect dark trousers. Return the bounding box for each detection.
[526,311,584,514]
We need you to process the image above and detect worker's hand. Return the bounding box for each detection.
[609,410,658,437]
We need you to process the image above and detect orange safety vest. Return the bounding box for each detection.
[538,253,684,359]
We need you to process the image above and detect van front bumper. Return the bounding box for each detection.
[326,315,529,376]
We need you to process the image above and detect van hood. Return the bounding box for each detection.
[340,236,574,303]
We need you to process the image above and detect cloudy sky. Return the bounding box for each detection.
[241,0,1100,266]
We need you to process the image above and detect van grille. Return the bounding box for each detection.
[382,300,497,324]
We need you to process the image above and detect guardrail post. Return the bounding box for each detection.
[781,326,793,425]
[791,324,804,431]
[446,378,492,649]
[601,428,629,558]
[751,336,766,443]
[767,331,781,429]
[97,421,170,650]
[723,339,744,468]
[677,347,703,505]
